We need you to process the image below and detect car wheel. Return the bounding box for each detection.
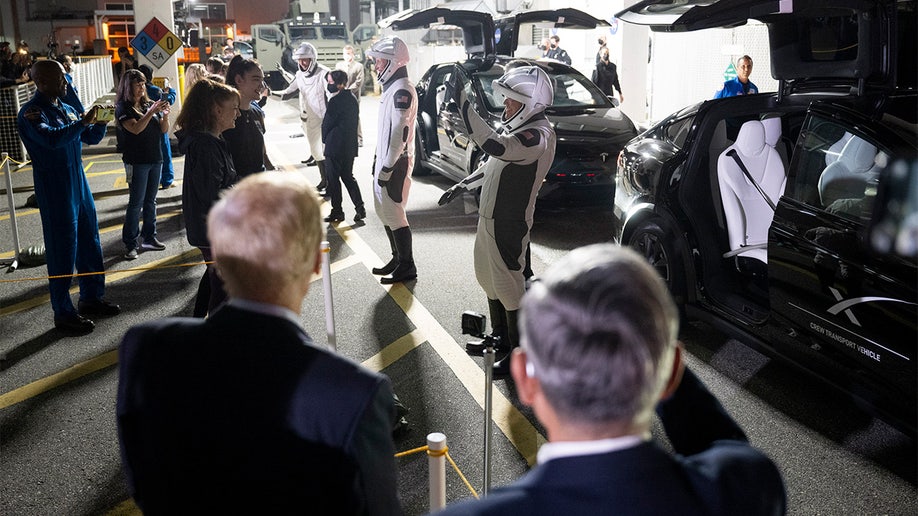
[412,128,431,176]
[628,219,686,305]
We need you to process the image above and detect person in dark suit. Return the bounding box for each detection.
[116,172,401,515]
[436,244,786,516]
[322,69,365,223]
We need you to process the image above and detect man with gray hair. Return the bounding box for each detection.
[117,172,401,514]
[437,244,786,515]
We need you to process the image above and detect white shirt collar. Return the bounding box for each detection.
[536,433,649,465]
[227,298,302,329]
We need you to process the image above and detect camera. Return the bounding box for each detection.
[462,311,501,354]
[95,105,115,123]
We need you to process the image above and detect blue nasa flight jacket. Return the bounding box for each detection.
[715,77,759,98]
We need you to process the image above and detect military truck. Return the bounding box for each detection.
[251,0,363,89]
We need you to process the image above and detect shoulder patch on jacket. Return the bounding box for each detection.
[393,89,413,110]
[22,106,42,122]
[514,129,541,147]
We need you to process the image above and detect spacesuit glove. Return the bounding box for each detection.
[438,183,467,206]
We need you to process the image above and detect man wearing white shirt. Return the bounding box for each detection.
[436,244,786,516]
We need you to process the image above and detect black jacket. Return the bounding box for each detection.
[176,130,237,248]
[322,90,360,159]
[593,60,622,97]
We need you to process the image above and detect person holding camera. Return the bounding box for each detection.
[17,60,118,333]
[116,69,170,260]
[436,244,787,515]
[137,65,178,189]
[439,65,556,375]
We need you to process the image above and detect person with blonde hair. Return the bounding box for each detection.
[116,172,401,515]
[182,63,207,99]
[175,79,240,316]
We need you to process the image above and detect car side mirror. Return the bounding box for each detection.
[868,159,917,258]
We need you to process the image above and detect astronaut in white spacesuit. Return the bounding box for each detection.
[366,36,419,285]
[440,65,557,375]
[275,42,331,192]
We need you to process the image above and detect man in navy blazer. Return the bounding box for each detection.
[321,69,365,223]
[116,172,401,515]
[437,244,786,516]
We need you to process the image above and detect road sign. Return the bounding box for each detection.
[131,17,181,69]
[724,62,737,82]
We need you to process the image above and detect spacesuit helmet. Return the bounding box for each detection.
[491,65,553,132]
[293,42,318,75]
[366,36,410,85]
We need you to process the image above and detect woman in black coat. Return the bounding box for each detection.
[593,47,624,104]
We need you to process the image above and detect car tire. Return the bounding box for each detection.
[627,218,687,307]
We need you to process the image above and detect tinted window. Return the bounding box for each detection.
[321,27,348,40]
[288,27,318,40]
[790,115,889,221]
[475,68,607,110]
[663,115,694,149]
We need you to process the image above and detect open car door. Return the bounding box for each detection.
[494,8,610,57]
[378,8,496,60]
[614,0,895,90]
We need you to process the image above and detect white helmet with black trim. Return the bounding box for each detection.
[293,42,318,74]
[491,65,554,132]
[366,36,410,85]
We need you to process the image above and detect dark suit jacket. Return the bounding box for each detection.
[322,90,359,159]
[116,304,401,515]
[435,369,786,516]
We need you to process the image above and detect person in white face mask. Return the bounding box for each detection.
[273,42,331,192]
[365,36,419,285]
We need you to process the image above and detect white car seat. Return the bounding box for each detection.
[825,131,854,166]
[761,116,789,171]
[818,136,877,207]
[717,120,787,265]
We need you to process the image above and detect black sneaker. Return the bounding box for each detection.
[141,238,166,251]
[324,212,345,223]
[78,298,121,316]
[124,248,138,260]
[354,207,367,222]
[54,313,95,334]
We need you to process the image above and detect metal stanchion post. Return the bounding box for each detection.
[320,241,336,351]
[2,153,22,271]
[428,432,447,511]
[482,344,495,496]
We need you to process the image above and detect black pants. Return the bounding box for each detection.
[325,155,364,213]
[192,247,227,318]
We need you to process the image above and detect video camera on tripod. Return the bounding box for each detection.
[462,311,501,355]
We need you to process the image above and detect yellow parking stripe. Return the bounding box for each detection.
[0,350,118,410]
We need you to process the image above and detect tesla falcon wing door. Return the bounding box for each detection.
[494,9,611,57]
[379,7,496,62]
[615,0,896,90]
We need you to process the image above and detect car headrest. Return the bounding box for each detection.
[761,117,781,148]
[839,137,877,172]
[735,120,766,156]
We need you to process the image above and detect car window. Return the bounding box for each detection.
[790,115,889,221]
[475,69,507,112]
[663,115,694,149]
[475,68,607,111]
[289,27,319,40]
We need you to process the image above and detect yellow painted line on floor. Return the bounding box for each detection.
[332,222,546,466]
[103,499,140,516]
[0,208,39,223]
[362,329,426,372]
[0,350,118,410]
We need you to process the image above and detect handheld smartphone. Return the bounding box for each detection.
[95,106,115,123]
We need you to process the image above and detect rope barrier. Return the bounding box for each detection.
[394,443,480,500]
[0,260,212,283]
[0,155,31,167]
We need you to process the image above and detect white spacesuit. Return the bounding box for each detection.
[366,36,418,285]
[277,42,331,190]
[441,65,556,374]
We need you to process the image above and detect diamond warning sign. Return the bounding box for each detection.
[131,17,181,69]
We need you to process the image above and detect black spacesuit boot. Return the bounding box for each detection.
[381,226,417,284]
[372,226,399,275]
[316,160,328,193]
[492,309,519,376]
